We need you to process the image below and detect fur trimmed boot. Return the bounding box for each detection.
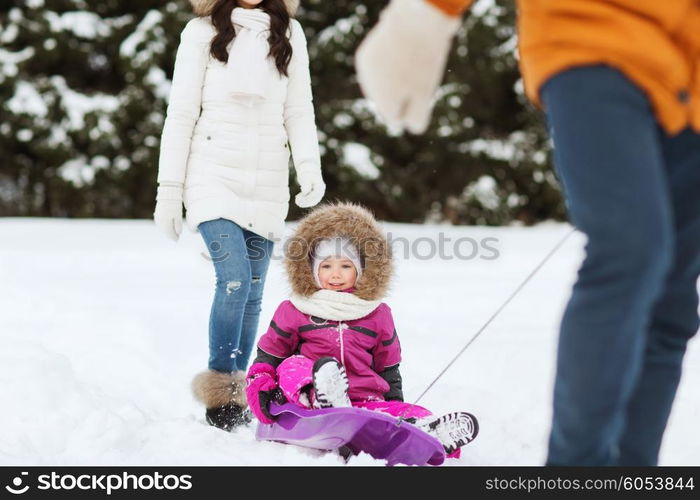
[192,370,251,431]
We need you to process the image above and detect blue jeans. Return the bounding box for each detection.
[542,66,700,465]
[198,218,274,373]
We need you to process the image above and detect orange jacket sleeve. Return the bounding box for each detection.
[426,0,475,17]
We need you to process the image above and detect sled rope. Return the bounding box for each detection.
[411,227,577,406]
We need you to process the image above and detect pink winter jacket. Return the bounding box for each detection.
[257,299,402,402]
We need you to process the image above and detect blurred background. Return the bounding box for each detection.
[0,0,565,226]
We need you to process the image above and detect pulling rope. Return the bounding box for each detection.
[411,227,578,407]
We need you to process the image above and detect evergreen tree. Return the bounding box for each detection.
[0,0,190,217]
[292,0,564,224]
[1,0,564,225]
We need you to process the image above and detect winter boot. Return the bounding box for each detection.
[418,412,479,454]
[192,370,250,431]
[312,357,351,409]
[205,403,252,430]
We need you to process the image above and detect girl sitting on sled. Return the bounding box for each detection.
[245,202,479,456]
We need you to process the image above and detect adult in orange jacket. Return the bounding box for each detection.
[356,0,700,465]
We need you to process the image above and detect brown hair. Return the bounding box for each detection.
[209,0,293,77]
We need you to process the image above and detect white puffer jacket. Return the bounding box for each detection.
[157,15,321,242]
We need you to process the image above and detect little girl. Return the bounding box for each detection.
[245,202,479,456]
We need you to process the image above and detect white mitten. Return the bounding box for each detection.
[153,183,184,242]
[295,167,326,208]
[355,0,462,134]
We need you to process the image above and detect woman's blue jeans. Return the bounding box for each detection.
[542,65,700,465]
[198,218,274,374]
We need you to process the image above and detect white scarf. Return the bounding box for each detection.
[290,290,382,322]
[227,8,277,105]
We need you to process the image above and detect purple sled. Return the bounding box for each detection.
[255,402,446,466]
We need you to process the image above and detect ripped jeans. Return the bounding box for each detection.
[199,218,274,373]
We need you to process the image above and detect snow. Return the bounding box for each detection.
[463,175,500,210]
[0,218,697,466]
[50,76,120,131]
[7,81,48,117]
[43,11,133,40]
[343,142,380,180]
[16,129,33,142]
[145,66,171,101]
[48,125,68,147]
[8,8,22,24]
[58,157,92,187]
[45,11,110,39]
[0,23,19,44]
[0,47,34,84]
[114,156,132,172]
[472,0,497,18]
[461,133,523,161]
[119,11,166,68]
[316,15,362,47]
[80,155,112,182]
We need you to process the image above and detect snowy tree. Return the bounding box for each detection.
[0,0,190,217]
[1,0,564,225]
[291,0,564,225]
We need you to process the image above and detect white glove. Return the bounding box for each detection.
[355,0,462,134]
[294,167,325,208]
[153,183,184,242]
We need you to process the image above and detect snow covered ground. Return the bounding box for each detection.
[0,218,698,466]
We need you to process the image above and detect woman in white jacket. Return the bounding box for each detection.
[154,0,325,430]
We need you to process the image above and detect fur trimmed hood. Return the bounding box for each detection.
[285,203,393,301]
[189,0,299,17]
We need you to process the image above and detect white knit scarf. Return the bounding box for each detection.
[290,290,382,322]
[227,8,277,105]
